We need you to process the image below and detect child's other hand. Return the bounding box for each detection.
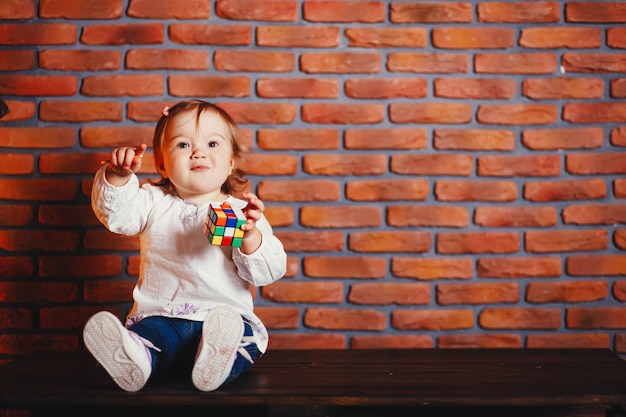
[239,192,264,254]
[241,192,264,232]
[108,144,147,177]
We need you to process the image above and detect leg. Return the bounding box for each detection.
[191,305,257,391]
[129,316,203,377]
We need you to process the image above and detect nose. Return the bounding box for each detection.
[191,148,206,159]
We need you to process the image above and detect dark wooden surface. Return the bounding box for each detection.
[1,349,625,415]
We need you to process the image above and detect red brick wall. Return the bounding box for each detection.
[1,0,626,361]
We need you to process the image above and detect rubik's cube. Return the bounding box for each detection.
[204,202,246,247]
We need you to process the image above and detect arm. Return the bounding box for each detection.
[233,193,287,286]
[91,144,150,235]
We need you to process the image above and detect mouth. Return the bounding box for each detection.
[191,165,210,172]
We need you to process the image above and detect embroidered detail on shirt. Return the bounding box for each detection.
[126,314,144,328]
[174,302,199,316]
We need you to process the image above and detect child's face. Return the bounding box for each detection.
[161,109,234,204]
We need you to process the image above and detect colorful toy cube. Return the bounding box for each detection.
[204,202,246,247]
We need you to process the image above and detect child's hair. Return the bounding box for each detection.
[151,100,247,195]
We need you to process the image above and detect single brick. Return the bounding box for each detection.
[82,75,163,96]
[524,179,607,202]
[127,0,210,19]
[387,52,470,73]
[170,75,250,98]
[434,129,515,151]
[345,28,427,48]
[261,281,343,304]
[257,26,339,48]
[564,103,626,123]
[388,206,469,228]
[433,28,514,49]
[479,307,561,329]
[345,128,428,150]
[438,334,521,348]
[566,2,626,22]
[478,2,560,23]
[303,1,384,23]
[475,53,557,74]
[304,307,386,331]
[351,335,433,349]
[435,180,517,202]
[257,78,339,98]
[345,77,427,99]
[436,232,519,254]
[527,333,610,349]
[214,50,294,72]
[302,154,387,176]
[566,307,626,329]
[392,309,474,331]
[477,256,561,278]
[257,128,339,150]
[348,283,430,306]
[300,205,382,228]
[258,180,340,202]
[562,53,626,73]
[390,2,472,23]
[520,28,601,48]
[302,256,386,279]
[434,78,516,99]
[477,104,558,125]
[81,23,164,45]
[169,24,251,45]
[216,0,297,21]
[40,0,123,19]
[478,155,560,177]
[437,282,520,305]
[302,103,384,124]
[254,306,300,330]
[0,23,76,45]
[522,127,604,150]
[474,206,557,228]
[241,154,297,176]
[566,255,626,276]
[275,231,344,252]
[526,281,608,304]
[346,179,429,201]
[562,204,626,225]
[390,103,472,124]
[348,231,431,253]
[523,77,604,99]
[391,257,474,280]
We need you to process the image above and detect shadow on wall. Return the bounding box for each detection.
[0,98,8,119]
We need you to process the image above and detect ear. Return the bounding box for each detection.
[229,159,234,175]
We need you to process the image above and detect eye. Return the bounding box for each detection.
[208,140,218,148]
[176,142,190,149]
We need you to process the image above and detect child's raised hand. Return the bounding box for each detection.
[107,144,147,176]
[104,144,147,187]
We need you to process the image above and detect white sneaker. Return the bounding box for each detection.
[191,305,254,391]
[83,311,153,392]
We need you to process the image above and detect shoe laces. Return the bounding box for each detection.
[130,331,162,353]
[237,336,256,363]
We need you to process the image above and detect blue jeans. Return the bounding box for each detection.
[128,315,258,387]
